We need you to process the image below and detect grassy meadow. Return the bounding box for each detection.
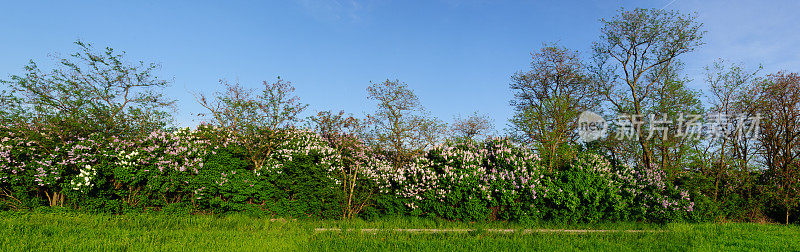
[0,212,798,251]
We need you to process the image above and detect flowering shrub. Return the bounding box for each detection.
[94,128,214,210]
[541,152,695,222]
[187,126,392,218]
[194,128,343,217]
[620,163,696,222]
[319,130,394,218]
[541,152,630,222]
[388,138,544,221]
[0,125,92,208]
[0,124,698,222]
[0,126,53,208]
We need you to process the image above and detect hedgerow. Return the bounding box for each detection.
[0,124,696,222]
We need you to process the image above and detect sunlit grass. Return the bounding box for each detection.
[0,212,797,251]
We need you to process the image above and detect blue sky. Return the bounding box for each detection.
[1,0,798,129]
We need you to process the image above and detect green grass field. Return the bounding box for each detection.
[1,212,798,251]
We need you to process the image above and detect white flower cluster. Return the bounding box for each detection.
[268,129,394,191]
[71,165,97,192]
[272,129,337,166]
[173,127,195,136]
[116,150,140,167]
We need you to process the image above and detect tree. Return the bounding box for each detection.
[366,79,444,170]
[194,77,307,170]
[451,111,494,141]
[1,40,175,140]
[591,8,704,170]
[755,72,800,224]
[0,90,22,125]
[415,117,448,149]
[510,43,600,171]
[308,110,386,219]
[699,59,762,213]
[644,62,704,178]
[309,110,363,140]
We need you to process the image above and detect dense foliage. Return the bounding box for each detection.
[1,7,799,225]
[0,124,699,223]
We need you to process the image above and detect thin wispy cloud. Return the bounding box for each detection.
[660,0,678,10]
[675,0,800,73]
[293,0,368,23]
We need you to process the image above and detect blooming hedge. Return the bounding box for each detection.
[540,153,695,222]
[386,138,544,221]
[0,125,696,222]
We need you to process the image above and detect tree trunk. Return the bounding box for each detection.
[548,143,556,173]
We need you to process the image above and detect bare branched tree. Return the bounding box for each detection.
[510,43,600,171]
[451,111,494,141]
[194,77,307,170]
[366,79,444,170]
[700,59,762,209]
[309,110,375,219]
[755,72,800,224]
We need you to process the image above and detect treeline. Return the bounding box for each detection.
[0,8,798,224]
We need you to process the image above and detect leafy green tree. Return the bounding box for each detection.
[644,62,704,178]
[1,40,175,141]
[591,8,705,170]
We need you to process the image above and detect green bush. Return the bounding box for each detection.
[1,125,701,223]
[388,138,544,221]
[541,165,628,223]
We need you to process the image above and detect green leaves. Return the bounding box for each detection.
[2,40,174,141]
